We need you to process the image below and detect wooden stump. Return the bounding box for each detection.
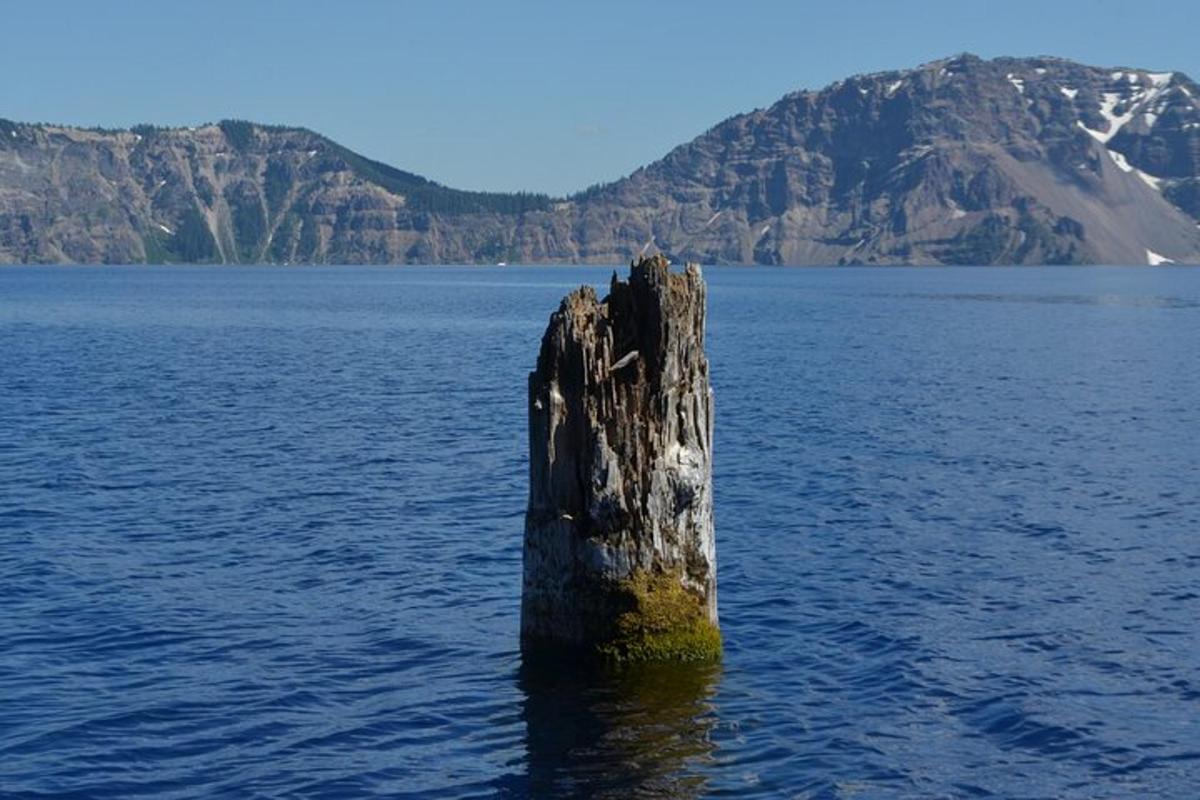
[522,255,719,661]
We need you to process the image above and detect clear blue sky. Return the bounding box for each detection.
[4,0,1196,196]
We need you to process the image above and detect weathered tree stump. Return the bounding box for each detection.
[522,255,719,662]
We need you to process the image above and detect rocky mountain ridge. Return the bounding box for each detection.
[2,54,1199,265]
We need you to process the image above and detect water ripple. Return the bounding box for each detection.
[1,265,1198,797]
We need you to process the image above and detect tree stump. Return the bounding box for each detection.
[522,255,719,661]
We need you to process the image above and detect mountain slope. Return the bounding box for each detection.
[565,54,1200,265]
[2,54,1199,265]
[0,119,555,264]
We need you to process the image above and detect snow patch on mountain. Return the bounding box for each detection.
[1107,149,1162,190]
[1079,93,1135,143]
[1108,150,1134,172]
[1137,171,1162,190]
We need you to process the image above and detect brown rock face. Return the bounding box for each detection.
[521,255,718,660]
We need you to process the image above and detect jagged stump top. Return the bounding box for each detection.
[523,255,718,661]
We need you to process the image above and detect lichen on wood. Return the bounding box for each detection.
[521,254,718,662]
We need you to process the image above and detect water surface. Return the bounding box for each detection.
[2,265,1198,798]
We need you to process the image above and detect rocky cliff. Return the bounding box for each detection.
[0,119,555,264]
[3,54,1200,265]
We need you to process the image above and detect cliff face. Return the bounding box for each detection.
[0,120,561,265]
[3,54,1200,265]
[571,55,1200,265]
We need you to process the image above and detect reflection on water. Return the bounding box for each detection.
[498,658,722,798]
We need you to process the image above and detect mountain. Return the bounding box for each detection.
[2,54,1199,265]
[0,119,554,265]
[565,54,1200,266]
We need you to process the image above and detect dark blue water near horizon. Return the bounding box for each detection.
[2,265,1198,799]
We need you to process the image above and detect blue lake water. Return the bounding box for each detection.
[1,265,1198,798]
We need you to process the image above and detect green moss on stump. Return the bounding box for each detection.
[597,571,722,663]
